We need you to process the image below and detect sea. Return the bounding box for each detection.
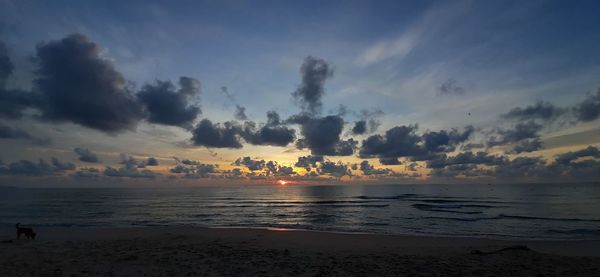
[1,183,599,240]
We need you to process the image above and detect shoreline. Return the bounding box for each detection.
[2,226,600,257]
[2,227,600,276]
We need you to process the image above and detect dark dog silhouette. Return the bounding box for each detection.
[16,223,36,240]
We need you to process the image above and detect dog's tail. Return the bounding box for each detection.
[15,223,20,229]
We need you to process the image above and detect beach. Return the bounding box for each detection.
[1,227,599,276]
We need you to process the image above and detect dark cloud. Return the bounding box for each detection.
[290,115,357,156]
[494,157,548,178]
[0,158,74,176]
[510,138,543,154]
[360,125,473,163]
[317,161,351,177]
[502,101,565,121]
[550,146,600,180]
[423,126,474,153]
[359,160,392,175]
[220,86,248,120]
[264,160,296,176]
[427,151,507,169]
[104,166,157,178]
[34,33,144,133]
[137,77,201,128]
[233,156,265,171]
[488,121,542,147]
[146,157,159,166]
[351,120,367,134]
[119,154,158,168]
[554,146,600,165]
[73,148,99,163]
[0,123,50,145]
[191,119,243,148]
[461,143,485,151]
[438,79,465,96]
[379,157,401,165]
[234,105,248,120]
[573,89,600,122]
[0,41,14,85]
[359,125,425,159]
[73,167,100,178]
[0,41,39,119]
[0,89,39,119]
[171,158,218,178]
[0,123,31,139]
[294,155,323,171]
[292,56,333,114]
[241,112,295,146]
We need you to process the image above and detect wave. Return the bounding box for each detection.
[547,229,600,236]
[498,214,600,222]
[354,194,420,200]
[412,204,482,214]
[417,214,600,223]
[204,204,389,209]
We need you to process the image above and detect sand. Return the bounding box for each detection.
[1,227,600,276]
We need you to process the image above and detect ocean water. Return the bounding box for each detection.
[1,183,599,240]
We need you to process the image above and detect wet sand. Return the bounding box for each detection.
[1,227,599,276]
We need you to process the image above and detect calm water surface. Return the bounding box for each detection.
[1,183,599,240]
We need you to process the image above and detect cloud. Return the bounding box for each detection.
[146,157,159,166]
[264,160,296,176]
[423,126,474,153]
[292,56,333,114]
[317,161,351,177]
[241,112,295,147]
[104,165,157,178]
[290,114,357,156]
[502,101,565,121]
[170,158,217,178]
[438,79,465,96]
[190,119,243,148]
[0,123,50,145]
[0,41,13,86]
[359,160,392,175]
[119,154,159,168]
[0,158,74,176]
[137,77,201,128]
[233,156,265,171]
[74,148,99,163]
[358,29,419,66]
[427,151,507,169]
[554,145,600,165]
[510,138,543,154]
[234,105,248,120]
[0,41,39,119]
[73,167,100,178]
[34,33,144,133]
[220,86,248,120]
[0,123,30,139]
[489,122,544,154]
[359,125,425,160]
[294,155,323,171]
[0,89,39,119]
[351,120,367,135]
[573,89,600,122]
[379,157,401,165]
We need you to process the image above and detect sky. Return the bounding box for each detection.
[0,0,599,186]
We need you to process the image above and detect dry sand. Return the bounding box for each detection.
[1,227,599,276]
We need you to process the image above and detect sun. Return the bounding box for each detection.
[277,180,288,186]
